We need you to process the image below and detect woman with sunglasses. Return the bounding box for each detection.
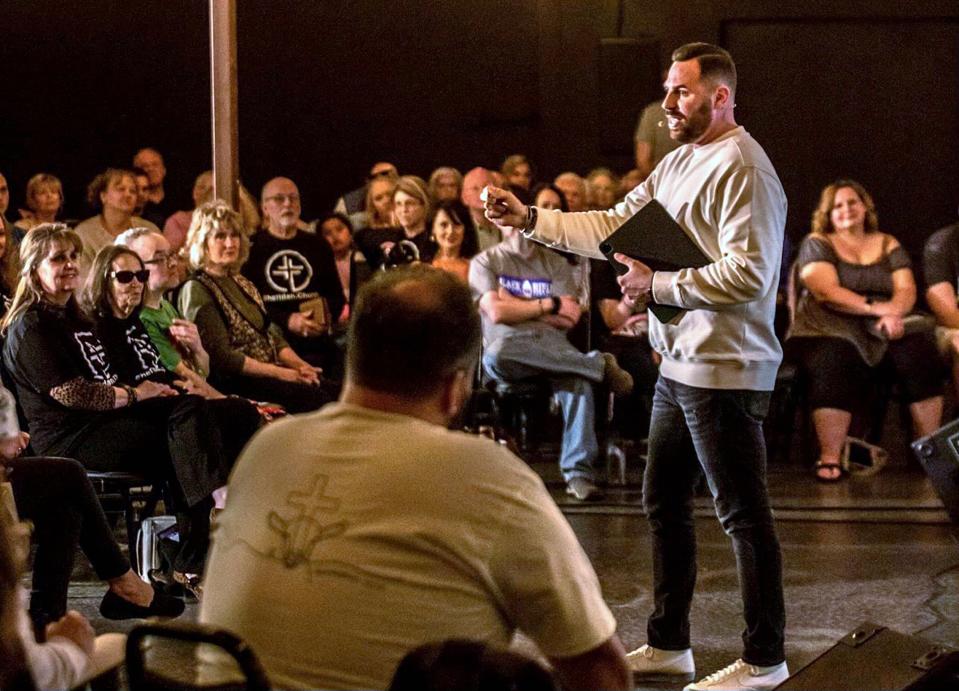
[85,244,262,590]
[0,225,247,593]
[115,228,218,396]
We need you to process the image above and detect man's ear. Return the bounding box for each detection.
[443,369,472,418]
[713,84,731,110]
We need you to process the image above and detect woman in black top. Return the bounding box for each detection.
[786,180,943,481]
[0,224,184,622]
[0,224,236,585]
[85,243,262,496]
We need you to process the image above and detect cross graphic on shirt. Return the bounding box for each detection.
[288,475,340,518]
[271,255,305,291]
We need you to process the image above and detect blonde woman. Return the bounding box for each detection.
[14,173,63,237]
[178,200,332,412]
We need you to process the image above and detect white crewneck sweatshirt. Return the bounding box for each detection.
[529,126,786,391]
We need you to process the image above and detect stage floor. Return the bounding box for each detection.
[50,455,959,689]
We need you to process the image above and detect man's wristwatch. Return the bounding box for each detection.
[523,206,538,232]
[550,296,561,314]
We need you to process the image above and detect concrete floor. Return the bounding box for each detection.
[35,446,959,689]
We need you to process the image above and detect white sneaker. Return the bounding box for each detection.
[684,659,789,690]
[626,644,695,681]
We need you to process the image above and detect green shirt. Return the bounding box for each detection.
[139,298,183,372]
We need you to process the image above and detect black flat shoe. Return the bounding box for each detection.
[99,588,185,620]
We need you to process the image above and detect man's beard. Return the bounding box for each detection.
[668,99,713,144]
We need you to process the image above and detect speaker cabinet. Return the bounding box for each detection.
[912,418,959,526]
[776,622,959,690]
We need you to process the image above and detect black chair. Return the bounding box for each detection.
[485,378,554,453]
[126,622,271,691]
[85,470,161,575]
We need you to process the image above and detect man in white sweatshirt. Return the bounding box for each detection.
[485,43,788,691]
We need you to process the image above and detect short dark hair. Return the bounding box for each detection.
[530,183,569,213]
[348,265,481,399]
[671,42,737,96]
[432,199,479,259]
[318,211,355,235]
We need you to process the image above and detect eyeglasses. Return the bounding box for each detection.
[143,252,176,265]
[264,193,300,204]
[110,269,150,284]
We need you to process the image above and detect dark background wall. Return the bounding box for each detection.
[1,0,957,268]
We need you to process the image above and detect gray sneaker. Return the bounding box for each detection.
[566,477,604,501]
[601,352,634,395]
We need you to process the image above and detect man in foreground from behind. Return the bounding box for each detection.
[199,265,631,690]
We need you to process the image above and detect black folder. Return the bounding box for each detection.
[598,199,711,323]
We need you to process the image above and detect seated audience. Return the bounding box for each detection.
[163,170,213,251]
[786,180,944,481]
[589,259,658,438]
[355,175,434,270]
[1,385,183,627]
[133,147,177,227]
[470,223,633,501]
[0,209,18,304]
[462,167,502,250]
[0,224,238,590]
[200,266,632,691]
[923,214,959,399]
[243,177,345,374]
[350,172,396,232]
[74,168,160,273]
[586,168,620,210]
[334,161,398,217]
[13,174,63,240]
[430,199,479,282]
[318,212,372,331]
[554,172,588,212]
[1,504,128,691]
[532,183,567,213]
[428,166,463,204]
[0,173,14,251]
[501,154,534,193]
[132,167,152,221]
[178,201,333,413]
[531,184,588,316]
[116,228,218,395]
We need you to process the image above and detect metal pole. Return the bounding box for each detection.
[209,0,239,208]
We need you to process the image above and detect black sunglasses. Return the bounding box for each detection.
[110,269,149,284]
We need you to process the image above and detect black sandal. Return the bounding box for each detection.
[814,460,846,483]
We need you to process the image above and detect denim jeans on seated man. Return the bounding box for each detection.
[644,376,785,666]
[482,328,603,484]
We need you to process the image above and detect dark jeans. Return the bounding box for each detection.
[7,456,130,625]
[644,375,785,666]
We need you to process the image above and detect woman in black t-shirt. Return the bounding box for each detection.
[0,225,238,586]
[84,243,262,494]
[0,224,185,621]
